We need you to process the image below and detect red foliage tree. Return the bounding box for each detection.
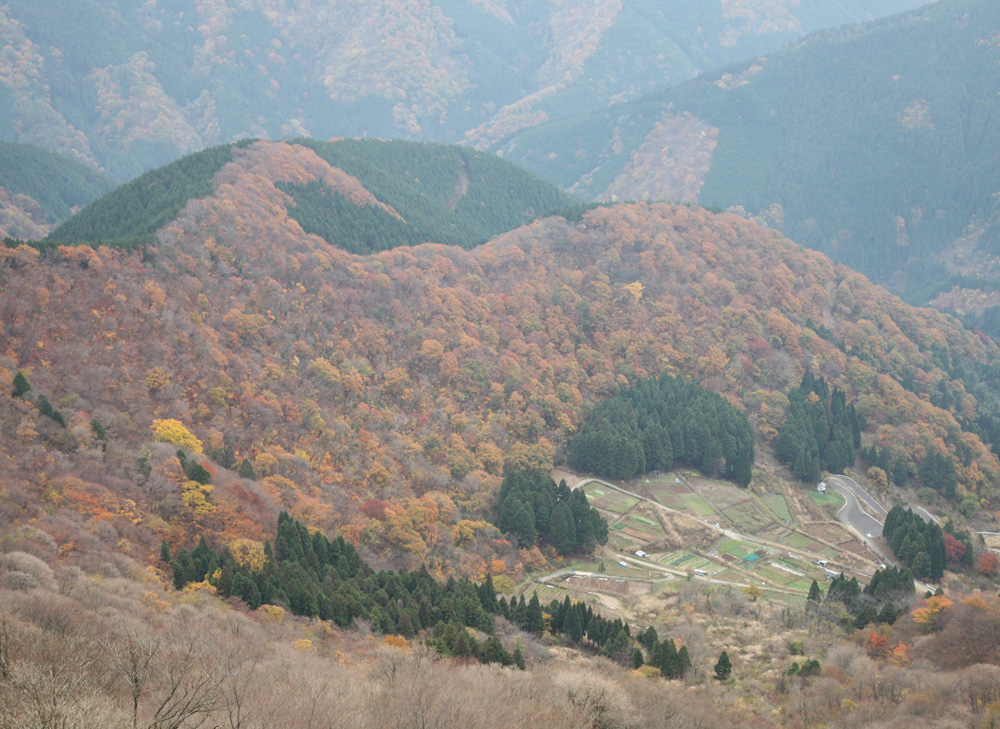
[977,551,999,577]
[944,533,967,564]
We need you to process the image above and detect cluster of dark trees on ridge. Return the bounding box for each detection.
[775,371,861,484]
[567,374,754,486]
[494,470,609,552]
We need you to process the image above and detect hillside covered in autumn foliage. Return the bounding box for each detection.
[501,0,1000,329]
[0,0,924,183]
[2,139,1000,580]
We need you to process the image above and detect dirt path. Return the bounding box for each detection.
[551,469,586,488]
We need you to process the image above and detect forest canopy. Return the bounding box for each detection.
[775,370,861,483]
[567,374,754,485]
[493,470,609,553]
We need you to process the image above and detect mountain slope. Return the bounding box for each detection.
[0,0,926,182]
[498,0,1000,314]
[0,142,113,238]
[2,154,998,573]
[45,139,577,250]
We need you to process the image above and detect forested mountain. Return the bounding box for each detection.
[0,142,112,238]
[499,0,1000,321]
[2,141,999,578]
[0,0,925,182]
[42,139,576,251]
[4,134,1000,728]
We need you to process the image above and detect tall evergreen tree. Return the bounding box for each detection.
[511,502,537,548]
[11,371,30,398]
[807,579,823,605]
[714,651,732,681]
[525,592,545,633]
[564,600,584,642]
[631,648,645,669]
[238,458,257,480]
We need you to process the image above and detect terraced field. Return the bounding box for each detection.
[563,474,882,604]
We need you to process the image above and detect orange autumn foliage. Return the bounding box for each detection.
[3,141,1000,574]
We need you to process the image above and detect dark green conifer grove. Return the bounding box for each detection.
[567,374,754,485]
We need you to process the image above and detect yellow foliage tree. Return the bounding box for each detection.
[622,281,644,305]
[144,366,172,392]
[152,419,203,453]
[912,595,953,632]
[257,604,285,622]
[181,481,216,515]
[228,539,267,571]
[382,635,409,650]
[451,519,489,548]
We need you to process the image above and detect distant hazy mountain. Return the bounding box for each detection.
[0,142,112,238]
[0,0,926,182]
[497,0,1000,325]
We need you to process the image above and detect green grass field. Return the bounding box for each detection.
[606,496,641,514]
[809,490,846,508]
[776,531,814,549]
[658,551,714,572]
[761,494,793,523]
[714,537,756,557]
[679,493,715,516]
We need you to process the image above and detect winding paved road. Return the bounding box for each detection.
[825,475,885,538]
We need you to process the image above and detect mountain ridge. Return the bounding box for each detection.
[2,168,997,573]
[42,139,578,252]
[496,0,1000,320]
[0,0,927,182]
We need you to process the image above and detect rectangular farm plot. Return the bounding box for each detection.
[605,495,640,514]
[761,494,793,523]
[583,484,639,514]
[721,501,774,533]
[526,584,568,604]
[642,486,680,509]
[562,573,651,598]
[658,550,715,573]
[642,478,694,509]
[712,537,757,559]
[686,477,753,510]
[710,568,747,583]
[775,531,814,549]
[755,562,808,586]
[596,561,653,578]
[758,526,840,559]
[678,492,716,517]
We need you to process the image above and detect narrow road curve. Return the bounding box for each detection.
[825,475,885,538]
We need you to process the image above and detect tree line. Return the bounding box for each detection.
[494,470,609,552]
[775,370,861,483]
[567,373,754,485]
[503,592,693,680]
[883,506,946,580]
[44,140,256,246]
[816,565,913,629]
[169,513,508,661]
